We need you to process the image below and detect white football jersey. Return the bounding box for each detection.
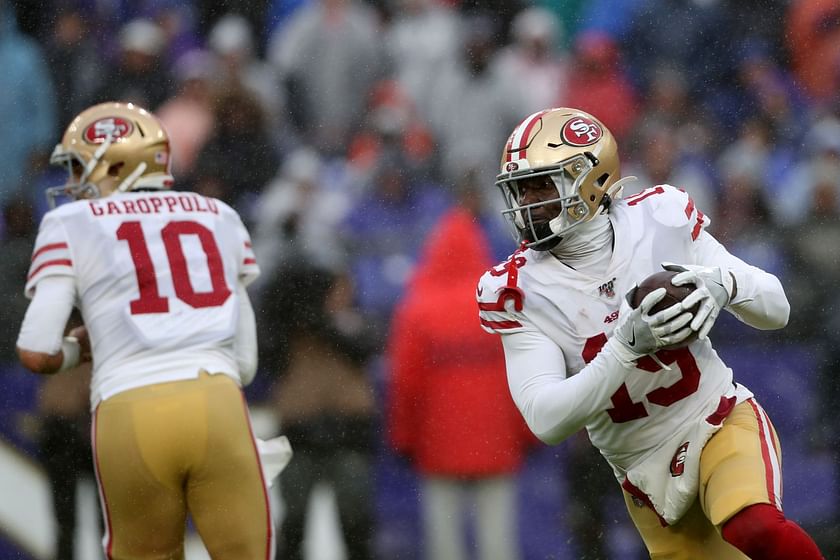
[25,191,259,406]
[477,185,762,472]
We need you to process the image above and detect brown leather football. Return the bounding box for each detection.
[630,270,699,315]
[630,270,701,348]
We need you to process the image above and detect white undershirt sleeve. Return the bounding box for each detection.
[693,231,790,329]
[17,275,76,354]
[502,326,628,445]
[235,282,258,386]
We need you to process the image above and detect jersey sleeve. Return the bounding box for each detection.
[227,207,260,287]
[476,265,528,335]
[626,184,709,243]
[25,212,75,298]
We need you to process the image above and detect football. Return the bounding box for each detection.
[630,270,700,348]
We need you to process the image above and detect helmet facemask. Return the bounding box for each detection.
[498,153,602,251]
[46,134,116,207]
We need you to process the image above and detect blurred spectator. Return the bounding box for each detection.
[339,150,450,339]
[0,198,36,367]
[426,14,521,206]
[624,119,718,219]
[251,147,352,283]
[156,49,218,178]
[562,433,620,560]
[387,206,533,560]
[38,358,95,560]
[196,0,270,50]
[786,0,840,105]
[94,18,172,110]
[576,0,645,40]
[532,0,584,49]
[812,347,840,559]
[192,87,280,218]
[563,30,638,141]
[384,0,460,123]
[779,129,840,342]
[632,65,722,194]
[622,0,739,127]
[260,264,377,560]
[346,80,437,180]
[43,2,104,131]
[717,116,796,240]
[267,0,384,155]
[492,6,569,115]
[734,39,808,146]
[771,116,840,226]
[0,0,56,205]
[149,2,201,64]
[264,0,309,38]
[208,13,284,131]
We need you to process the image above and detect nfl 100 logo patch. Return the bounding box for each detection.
[598,278,616,298]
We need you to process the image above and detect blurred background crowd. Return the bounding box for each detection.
[1,0,839,558]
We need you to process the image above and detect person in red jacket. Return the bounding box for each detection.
[386,204,534,560]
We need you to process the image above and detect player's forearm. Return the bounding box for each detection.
[727,268,790,330]
[504,334,627,445]
[17,276,77,374]
[694,231,789,330]
[235,283,258,385]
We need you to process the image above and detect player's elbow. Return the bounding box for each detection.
[755,296,790,330]
[17,347,61,374]
[523,410,569,446]
[238,357,257,386]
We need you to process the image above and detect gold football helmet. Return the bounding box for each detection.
[47,102,174,206]
[496,107,626,250]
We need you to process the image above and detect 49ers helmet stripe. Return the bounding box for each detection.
[505,109,550,162]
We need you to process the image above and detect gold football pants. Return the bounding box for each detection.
[92,372,274,559]
[624,399,782,559]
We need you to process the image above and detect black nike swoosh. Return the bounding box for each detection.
[628,329,636,347]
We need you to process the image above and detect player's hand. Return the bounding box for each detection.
[661,263,735,340]
[609,288,694,366]
[68,326,92,363]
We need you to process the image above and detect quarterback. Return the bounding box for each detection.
[477,108,823,558]
[16,102,277,559]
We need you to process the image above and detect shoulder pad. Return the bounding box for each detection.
[623,184,709,241]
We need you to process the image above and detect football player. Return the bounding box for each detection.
[16,102,277,559]
[477,107,824,559]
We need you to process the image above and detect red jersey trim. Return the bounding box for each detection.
[31,242,68,261]
[27,259,72,280]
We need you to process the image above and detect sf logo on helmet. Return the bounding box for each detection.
[561,117,602,147]
[84,117,133,144]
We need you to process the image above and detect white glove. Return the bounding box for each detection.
[661,263,735,341]
[608,288,695,367]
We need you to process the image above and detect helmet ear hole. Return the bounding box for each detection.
[595,173,610,187]
[108,162,125,176]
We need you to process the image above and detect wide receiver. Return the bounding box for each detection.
[476,107,823,558]
[16,102,279,559]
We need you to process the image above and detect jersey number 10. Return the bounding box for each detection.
[117,220,232,314]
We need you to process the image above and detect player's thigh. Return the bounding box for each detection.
[186,373,273,560]
[623,490,747,559]
[699,399,782,527]
[94,386,192,559]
